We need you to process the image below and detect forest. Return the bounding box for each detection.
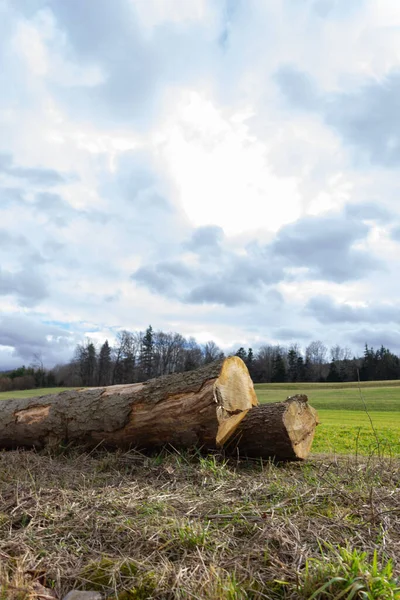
[1,325,399,391]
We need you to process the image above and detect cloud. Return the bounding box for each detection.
[0,267,48,306]
[14,0,216,128]
[274,63,400,169]
[272,327,311,341]
[391,226,400,242]
[325,71,400,167]
[186,280,254,306]
[272,211,381,281]
[132,207,381,307]
[132,261,193,296]
[348,327,400,353]
[344,202,393,223]
[184,225,224,252]
[0,152,68,186]
[306,295,400,325]
[0,314,75,367]
[274,65,320,110]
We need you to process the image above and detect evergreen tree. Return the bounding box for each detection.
[86,343,97,386]
[246,347,255,377]
[327,361,341,382]
[140,325,154,380]
[287,347,300,382]
[296,355,306,382]
[235,347,247,361]
[98,340,112,386]
[76,340,97,386]
[360,344,375,381]
[271,350,286,382]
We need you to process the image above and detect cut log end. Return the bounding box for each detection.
[223,394,319,461]
[214,356,258,446]
[282,396,319,460]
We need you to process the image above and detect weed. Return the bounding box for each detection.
[300,544,400,599]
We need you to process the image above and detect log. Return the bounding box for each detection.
[0,358,318,460]
[222,395,319,461]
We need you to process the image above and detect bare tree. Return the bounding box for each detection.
[306,340,328,381]
[203,341,223,364]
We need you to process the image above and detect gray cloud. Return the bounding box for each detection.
[274,65,320,110]
[274,65,400,168]
[272,212,381,281]
[16,0,215,127]
[132,261,193,295]
[0,229,29,250]
[0,187,25,207]
[326,72,400,167]
[306,295,400,325]
[132,241,286,306]
[272,327,311,341]
[0,314,74,366]
[390,225,400,242]
[344,202,393,223]
[186,280,254,306]
[184,225,224,252]
[133,207,380,306]
[348,327,400,353]
[0,267,48,306]
[0,153,67,186]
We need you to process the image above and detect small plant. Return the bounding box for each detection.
[176,520,211,549]
[199,454,230,479]
[301,544,400,599]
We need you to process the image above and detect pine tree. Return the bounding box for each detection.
[235,347,247,361]
[75,340,97,386]
[98,340,112,386]
[296,355,306,382]
[140,325,154,380]
[271,350,286,383]
[327,361,341,382]
[287,348,299,382]
[86,343,97,386]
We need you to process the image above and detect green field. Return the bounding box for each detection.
[255,381,400,456]
[0,387,76,400]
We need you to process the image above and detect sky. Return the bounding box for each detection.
[1,0,400,369]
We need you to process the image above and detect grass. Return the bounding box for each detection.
[255,382,400,457]
[255,383,400,411]
[0,387,76,400]
[0,448,399,599]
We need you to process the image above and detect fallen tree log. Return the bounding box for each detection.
[0,357,318,460]
[222,395,319,461]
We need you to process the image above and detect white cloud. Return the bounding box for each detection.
[156,89,302,234]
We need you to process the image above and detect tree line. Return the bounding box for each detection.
[0,356,56,392]
[1,325,400,391]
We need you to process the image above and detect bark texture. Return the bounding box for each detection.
[223,395,319,460]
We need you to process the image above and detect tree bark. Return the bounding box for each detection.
[223,395,319,460]
[0,359,318,460]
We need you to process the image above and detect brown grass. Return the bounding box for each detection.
[0,448,399,599]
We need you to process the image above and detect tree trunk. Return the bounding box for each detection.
[223,395,319,460]
[0,359,318,460]
[0,357,256,450]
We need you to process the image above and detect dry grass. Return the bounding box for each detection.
[0,448,399,599]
